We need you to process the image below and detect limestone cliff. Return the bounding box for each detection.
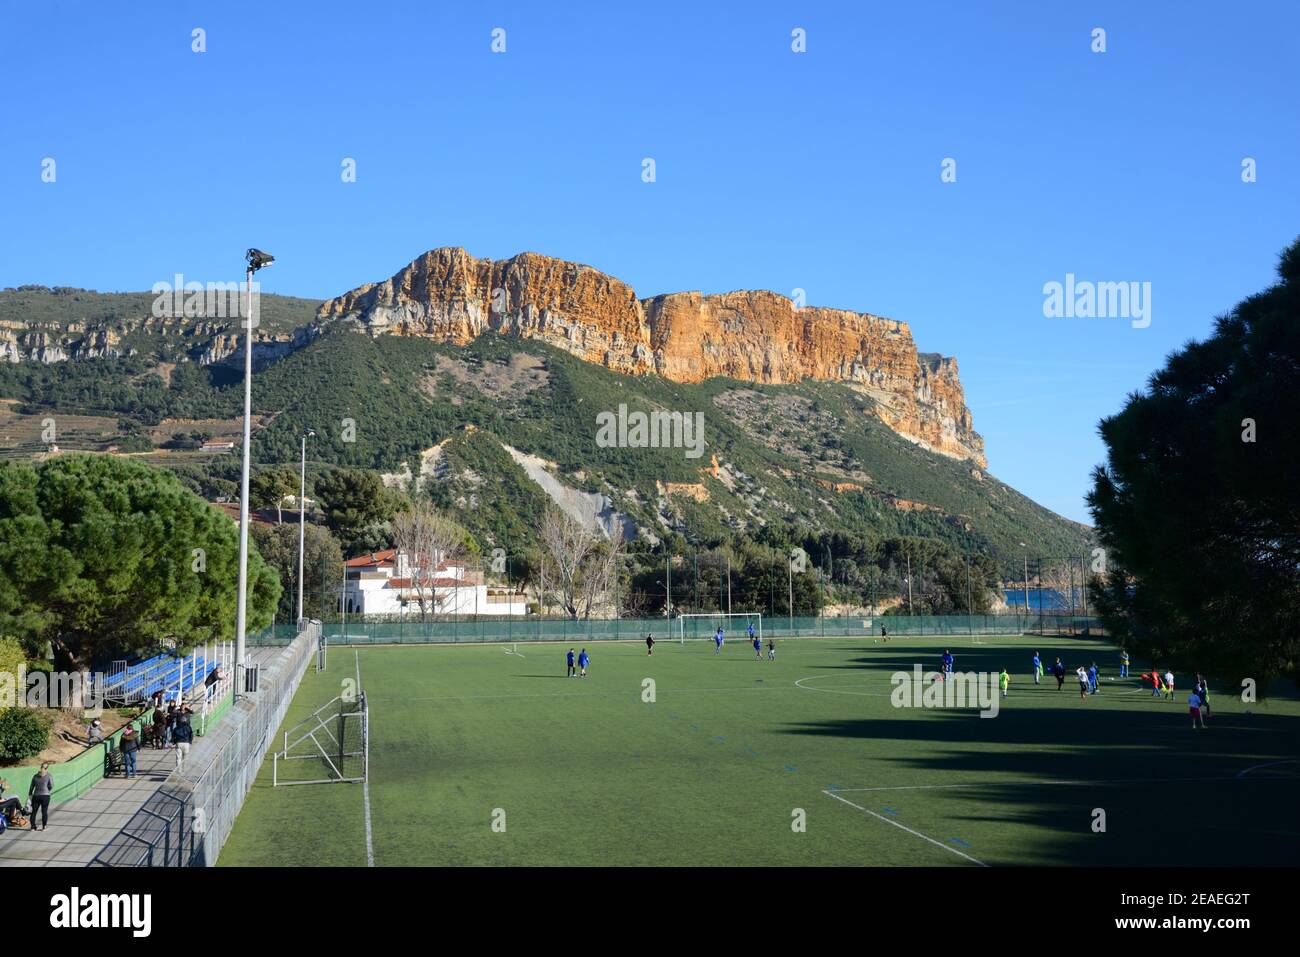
[319,248,986,466]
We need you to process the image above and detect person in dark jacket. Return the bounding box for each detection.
[172,715,195,772]
[151,707,168,749]
[28,763,53,830]
[0,776,25,820]
[119,726,140,778]
[1052,657,1067,690]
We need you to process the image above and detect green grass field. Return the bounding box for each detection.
[220,634,1300,866]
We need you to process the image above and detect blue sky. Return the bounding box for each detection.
[3,1,1298,523]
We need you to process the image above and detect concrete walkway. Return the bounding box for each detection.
[0,645,283,867]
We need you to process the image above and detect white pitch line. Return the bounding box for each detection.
[356,650,375,868]
[822,789,988,866]
[394,685,790,703]
[1236,759,1299,779]
[830,773,1300,793]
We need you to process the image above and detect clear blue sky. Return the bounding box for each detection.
[3,1,1298,523]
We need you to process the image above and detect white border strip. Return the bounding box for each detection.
[356,650,375,868]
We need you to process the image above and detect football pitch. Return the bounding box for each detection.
[220,634,1300,867]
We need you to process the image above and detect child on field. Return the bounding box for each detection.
[999,668,1010,698]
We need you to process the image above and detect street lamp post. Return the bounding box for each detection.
[235,248,274,700]
[297,429,315,625]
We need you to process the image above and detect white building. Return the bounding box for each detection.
[340,548,528,617]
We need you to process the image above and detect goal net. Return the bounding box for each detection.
[677,612,762,645]
[273,692,368,786]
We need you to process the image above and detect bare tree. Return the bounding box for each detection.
[540,506,622,619]
[391,501,464,621]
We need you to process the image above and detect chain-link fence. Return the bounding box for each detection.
[89,622,319,867]
[245,614,1105,647]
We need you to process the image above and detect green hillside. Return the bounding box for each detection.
[0,301,1092,574]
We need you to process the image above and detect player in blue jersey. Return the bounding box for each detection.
[566,647,576,678]
[714,627,724,653]
[753,635,762,659]
[578,648,590,677]
[1032,652,1042,685]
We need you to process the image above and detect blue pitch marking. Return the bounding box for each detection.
[784,764,797,773]
[714,736,726,744]
[827,784,840,791]
[691,724,701,731]
[745,747,758,757]
[948,838,972,848]
[881,807,898,816]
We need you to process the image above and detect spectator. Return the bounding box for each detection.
[204,666,223,703]
[172,715,194,772]
[119,726,140,779]
[0,777,24,820]
[151,708,168,749]
[28,763,54,830]
[86,718,104,745]
[164,702,178,747]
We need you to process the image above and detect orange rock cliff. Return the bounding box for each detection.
[318,248,986,466]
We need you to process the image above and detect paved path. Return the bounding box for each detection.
[0,645,283,867]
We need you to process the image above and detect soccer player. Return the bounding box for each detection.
[1194,674,1211,721]
[881,625,888,642]
[1031,652,1042,685]
[1052,658,1066,690]
[1076,666,1090,700]
[646,633,655,656]
[942,650,954,675]
[1119,648,1130,678]
[1188,690,1205,729]
[1150,669,1162,697]
[747,621,756,642]
[1164,670,1175,700]
[578,648,590,677]
[753,635,762,659]
[1088,661,1100,695]
[566,647,576,678]
[999,668,1010,698]
[714,627,724,654]
[767,639,775,661]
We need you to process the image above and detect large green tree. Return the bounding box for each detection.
[1088,238,1300,690]
[313,467,402,556]
[0,455,280,672]
[251,521,344,623]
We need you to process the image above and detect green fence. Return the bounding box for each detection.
[258,614,1104,647]
[1,710,153,807]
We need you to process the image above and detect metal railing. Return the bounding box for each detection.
[89,623,319,867]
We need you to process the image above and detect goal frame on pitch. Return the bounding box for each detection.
[676,612,763,645]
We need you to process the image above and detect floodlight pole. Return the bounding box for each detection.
[233,263,256,701]
[297,430,314,625]
[235,250,273,700]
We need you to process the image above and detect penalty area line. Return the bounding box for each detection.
[822,789,988,867]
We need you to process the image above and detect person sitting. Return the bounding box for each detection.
[86,718,104,745]
[0,777,25,819]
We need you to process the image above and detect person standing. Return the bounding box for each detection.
[942,650,954,675]
[1052,658,1066,690]
[1150,669,1162,697]
[714,627,725,654]
[1031,652,1042,685]
[999,668,1010,698]
[1164,671,1175,701]
[880,624,888,642]
[120,726,140,778]
[28,763,53,831]
[1119,649,1130,678]
[645,633,655,656]
[172,714,194,772]
[1076,666,1090,701]
[566,648,576,678]
[767,639,776,662]
[578,648,590,677]
[1188,690,1205,729]
[753,634,762,660]
[1088,661,1100,695]
[1195,674,1211,722]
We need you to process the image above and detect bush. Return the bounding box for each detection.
[0,708,52,762]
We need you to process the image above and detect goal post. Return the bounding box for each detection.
[272,692,368,786]
[677,612,762,645]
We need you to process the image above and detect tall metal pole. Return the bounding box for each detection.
[297,432,310,625]
[726,554,732,614]
[234,265,256,699]
[787,552,793,633]
[906,552,913,616]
